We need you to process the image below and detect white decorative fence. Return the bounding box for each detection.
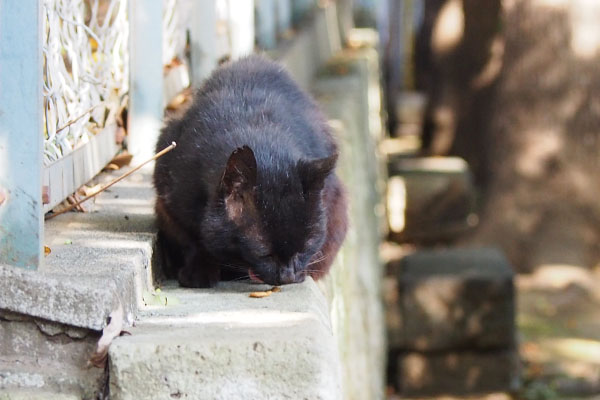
[0,0,334,269]
[43,0,129,165]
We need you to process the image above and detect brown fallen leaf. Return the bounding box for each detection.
[115,126,126,144]
[105,163,120,171]
[44,246,51,256]
[82,184,103,197]
[90,304,124,368]
[108,152,133,169]
[42,186,49,205]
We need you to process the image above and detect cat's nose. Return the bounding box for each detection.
[279,267,296,284]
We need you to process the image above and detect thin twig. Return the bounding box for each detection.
[55,102,106,134]
[45,142,176,220]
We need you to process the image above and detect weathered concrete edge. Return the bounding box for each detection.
[312,43,387,400]
[108,278,343,400]
[0,264,128,331]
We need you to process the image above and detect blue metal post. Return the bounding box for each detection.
[0,0,44,270]
[128,0,164,162]
[276,0,292,35]
[291,0,314,24]
[190,0,218,85]
[256,0,277,50]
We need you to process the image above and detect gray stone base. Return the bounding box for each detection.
[388,247,515,351]
[387,156,476,243]
[386,247,518,397]
[398,350,520,397]
[108,280,341,400]
[0,311,104,399]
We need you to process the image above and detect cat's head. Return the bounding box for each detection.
[202,145,337,285]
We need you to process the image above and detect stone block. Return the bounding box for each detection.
[398,350,519,397]
[109,279,342,400]
[395,91,427,126]
[387,157,477,243]
[1,168,157,331]
[314,47,386,400]
[390,248,515,351]
[0,389,81,400]
[0,312,104,398]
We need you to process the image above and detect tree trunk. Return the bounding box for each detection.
[468,0,600,271]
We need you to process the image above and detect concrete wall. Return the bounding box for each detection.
[314,42,386,400]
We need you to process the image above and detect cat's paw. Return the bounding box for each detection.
[177,265,219,288]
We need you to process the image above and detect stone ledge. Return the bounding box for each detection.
[109,279,341,400]
[0,310,104,397]
[0,168,156,331]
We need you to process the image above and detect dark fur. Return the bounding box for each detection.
[153,55,348,287]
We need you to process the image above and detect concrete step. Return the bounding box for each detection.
[1,168,155,398]
[0,388,83,400]
[1,167,156,331]
[108,279,341,400]
[0,311,105,398]
[0,361,104,400]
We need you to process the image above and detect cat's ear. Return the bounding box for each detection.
[297,153,338,197]
[220,145,257,197]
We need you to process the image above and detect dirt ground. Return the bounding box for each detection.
[516,265,600,399]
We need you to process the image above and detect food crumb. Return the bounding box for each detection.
[249,291,272,298]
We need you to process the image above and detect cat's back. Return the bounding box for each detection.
[189,56,334,156]
[155,55,336,198]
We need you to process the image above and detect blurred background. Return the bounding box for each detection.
[2,0,600,399]
[374,0,600,399]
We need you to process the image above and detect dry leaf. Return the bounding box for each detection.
[44,246,51,256]
[90,304,124,368]
[115,126,126,144]
[108,152,133,169]
[83,184,103,197]
[42,186,50,205]
[142,289,180,307]
[105,163,120,171]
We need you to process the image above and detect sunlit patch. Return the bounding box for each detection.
[570,0,600,59]
[542,337,600,364]
[521,264,594,291]
[432,0,464,54]
[471,36,505,89]
[516,129,562,178]
[532,0,569,9]
[387,176,406,233]
[140,310,315,327]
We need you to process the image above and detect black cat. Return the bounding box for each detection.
[153,55,347,288]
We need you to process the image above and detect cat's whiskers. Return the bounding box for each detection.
[218,262,248,271]
[306,256,326,266]
[229,275,253,282]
